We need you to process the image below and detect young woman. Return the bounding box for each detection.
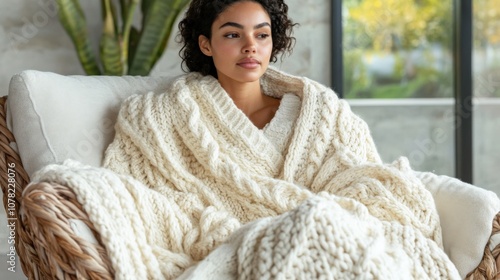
[79,0,478,278]
[96,0,462,278]
[178,0,295,129]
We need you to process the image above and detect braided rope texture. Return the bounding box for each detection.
[466,212,500,279]
[0,96,114,279]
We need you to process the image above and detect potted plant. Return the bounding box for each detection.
[55,0,191,76]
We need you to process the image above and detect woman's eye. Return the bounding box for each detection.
[257,33,270,39]
[225,33,239,39]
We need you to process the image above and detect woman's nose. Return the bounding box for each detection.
[242,37,257,53]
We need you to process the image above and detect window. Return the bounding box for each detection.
[343,0,453,99]
[332,0,500,193]
[473,0,500,191]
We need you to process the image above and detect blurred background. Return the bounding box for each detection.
[0,0,499,278]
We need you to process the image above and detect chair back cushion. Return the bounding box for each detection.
[7,70,175,177]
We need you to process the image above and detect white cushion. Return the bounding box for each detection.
[6,70,175,177]
[416,171,500,278]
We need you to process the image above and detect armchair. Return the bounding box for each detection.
[1,70,499,279]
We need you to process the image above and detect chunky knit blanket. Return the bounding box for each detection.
[31,68,461,279]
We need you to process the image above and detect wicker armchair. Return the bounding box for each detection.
[1,96,113,279]
[1,90,500,279]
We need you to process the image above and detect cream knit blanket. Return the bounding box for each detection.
[31,68,460,279]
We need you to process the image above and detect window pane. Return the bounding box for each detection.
[473,0,500,193]
[343,0,453,99]
[343,0,456,176]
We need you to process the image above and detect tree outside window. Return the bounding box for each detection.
[343,0,500,99]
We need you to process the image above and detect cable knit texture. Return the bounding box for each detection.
[30,67,460,279]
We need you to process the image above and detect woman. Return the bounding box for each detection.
[178,0,295,130]
[103,0,457,277]
[43,0,464,279]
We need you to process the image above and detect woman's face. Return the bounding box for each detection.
[199,1,273,85]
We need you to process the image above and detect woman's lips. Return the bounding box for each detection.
[237,58,260,69]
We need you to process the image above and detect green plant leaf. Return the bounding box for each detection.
[120,0,139,75]
[100,34,123,75]
[154,0,191,64]
[100,0,123,75]
[128,26,141,63]
[141,0,153,14]
[55,0,101,75]
[119,0,129,22]
[129,0,191,75]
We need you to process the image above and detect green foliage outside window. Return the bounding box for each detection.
[343,0,500,98]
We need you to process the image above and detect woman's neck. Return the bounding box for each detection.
[221,80,263,116]
[219,79,281,129]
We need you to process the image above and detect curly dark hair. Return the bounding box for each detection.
[178,0,297,77]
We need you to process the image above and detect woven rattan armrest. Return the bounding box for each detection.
[0,96,113,279]
[22,182,114,279]
[466,213,500,279]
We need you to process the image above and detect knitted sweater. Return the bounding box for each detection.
[32,67,461,279]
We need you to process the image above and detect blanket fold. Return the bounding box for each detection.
[31,67,460,279]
